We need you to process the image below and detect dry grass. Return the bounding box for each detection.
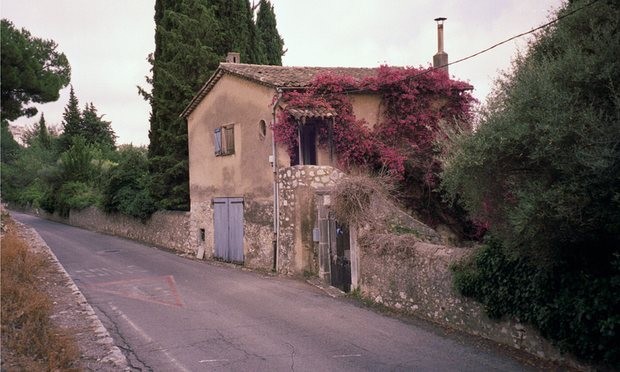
[1,214,80,371]
[331,172,397,225]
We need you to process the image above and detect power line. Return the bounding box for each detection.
[416,0,603,79]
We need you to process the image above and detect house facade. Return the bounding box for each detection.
[181,62,385,289]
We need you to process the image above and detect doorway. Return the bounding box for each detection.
[213,197,244,263]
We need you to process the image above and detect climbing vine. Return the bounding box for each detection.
[273,65,474,183]
[273,66,476,234]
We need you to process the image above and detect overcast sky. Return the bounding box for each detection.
[2,0,564,146]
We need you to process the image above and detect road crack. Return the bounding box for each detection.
[286,342,296,371]
[95,304,153,371]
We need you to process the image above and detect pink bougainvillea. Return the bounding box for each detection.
[273,65,476,187]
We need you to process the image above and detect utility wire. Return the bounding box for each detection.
[414,0,603,79]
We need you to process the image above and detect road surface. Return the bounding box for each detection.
[12,211,536,371]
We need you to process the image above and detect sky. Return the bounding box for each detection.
[2,0,564,146]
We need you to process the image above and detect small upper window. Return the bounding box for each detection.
[215,124,234,156]
[258,120,267,140]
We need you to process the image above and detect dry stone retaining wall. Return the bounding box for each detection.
[39,207,192,254]
[358,235,583,366]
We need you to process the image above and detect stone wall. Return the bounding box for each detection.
[39,207,192,254]
[357,234,581,366]
[277,165,345,275]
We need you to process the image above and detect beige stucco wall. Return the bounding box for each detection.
[187,74,280,268]
[350,93,383,129]
[188,74,277,200]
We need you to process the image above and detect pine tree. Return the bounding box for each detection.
[256,0,284,65]
[146,0,221,210]
[1,19,71,121]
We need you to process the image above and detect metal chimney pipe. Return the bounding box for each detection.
[433,17,449,74]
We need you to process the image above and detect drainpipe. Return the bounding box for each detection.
[271,89,283,272]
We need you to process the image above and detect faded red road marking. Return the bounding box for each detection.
[90,275,184,307]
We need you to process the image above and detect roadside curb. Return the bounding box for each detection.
[17,220,130,371]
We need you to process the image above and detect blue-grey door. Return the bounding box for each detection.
[213,197,244,263]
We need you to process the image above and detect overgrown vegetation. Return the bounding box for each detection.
[1,214,80,370]
[442,0,619,366]
[274,67,478,236]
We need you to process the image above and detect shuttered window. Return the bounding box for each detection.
[214,124,234,156]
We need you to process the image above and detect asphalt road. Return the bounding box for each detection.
[12,211,536,371]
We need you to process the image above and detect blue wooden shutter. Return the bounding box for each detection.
[213,198,228,260]
[228,198,244,262]
[214,128,222,155]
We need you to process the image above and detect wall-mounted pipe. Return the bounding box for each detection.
[271,89,283,272]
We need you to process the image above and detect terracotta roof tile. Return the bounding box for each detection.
[219,63,379,87]
[181,63,381,117]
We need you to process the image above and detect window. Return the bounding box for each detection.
[215,124,235,156]
[258,120,267,140]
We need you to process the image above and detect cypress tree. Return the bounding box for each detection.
[256,0,284,65]
[146,0,220,210]
[37,114,50,148]
[59,85,82,150]
[209,0,264,64]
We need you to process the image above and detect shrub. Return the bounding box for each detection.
[102,146,156,220]
[444,1,620,366]
[453,239,620,367]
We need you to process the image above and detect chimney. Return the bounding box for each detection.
[226,52,241,63]
[433,17,449,74]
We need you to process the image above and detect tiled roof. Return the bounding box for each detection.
[180,63,380,118]
[219,63,379,87]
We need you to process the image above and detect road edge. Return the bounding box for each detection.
[19,220,130,371]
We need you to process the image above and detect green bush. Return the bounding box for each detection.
[102,146,156,221]
[453,239,619,366]
[443,1,619,366]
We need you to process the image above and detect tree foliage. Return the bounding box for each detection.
[145,0,285,210]
[443,0,619,366]
[102,146,157,221]
[256,0,284,65]
[145,0,221,210]
[0,19,70,121]
[59,86,116,152]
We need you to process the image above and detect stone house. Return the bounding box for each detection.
[181,34,463,291]
[181,59,386,290]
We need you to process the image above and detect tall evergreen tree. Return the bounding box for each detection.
[209,0,266,64]
[59,87,116,151]
[256,0,284,65]
[145,0,221,210]
[36,113,51,149]
[23,113,52,148]
[144,0,285,210]
[59,85,82,150]
[81,102,116,150]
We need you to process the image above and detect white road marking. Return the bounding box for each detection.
[199,359,230,363]
[109,304,191,372]
[332,354,362,358]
